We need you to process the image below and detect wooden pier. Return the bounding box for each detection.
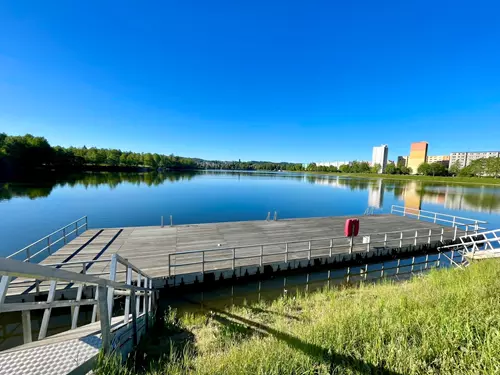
[6,212,469,297]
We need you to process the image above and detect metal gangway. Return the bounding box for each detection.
[439,229,500,265]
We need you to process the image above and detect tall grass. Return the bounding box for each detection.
[95,260,500,374]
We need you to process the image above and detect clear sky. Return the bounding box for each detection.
[1,1,499,163]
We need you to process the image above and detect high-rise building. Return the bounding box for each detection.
[427,155,450,168]
[449,151,500,169]
[372,145,388,173]
[397,156,408,167]
[407,142,428,174]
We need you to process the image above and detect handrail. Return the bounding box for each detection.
[6,216,89,262]
[390,205,487,232]
[0,254,156,353]
[391,205,487,224]
[168,226,454,276]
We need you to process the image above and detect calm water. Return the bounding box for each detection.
[1,170,500,258]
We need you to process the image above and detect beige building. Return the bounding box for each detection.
[427,155,450,168]
[407,142,428,174]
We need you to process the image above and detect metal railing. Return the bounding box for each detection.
[168,226,451,276]
[6,216,88,263]
[439,229,500,258]
[390,205,487,233]
[0,254,156,353]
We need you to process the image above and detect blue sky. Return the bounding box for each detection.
[1,1,499,163]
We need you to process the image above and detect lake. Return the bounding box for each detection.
[1,170,500,258]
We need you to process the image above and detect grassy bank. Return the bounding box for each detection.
[301,171,500,186]
[97,260,500,375]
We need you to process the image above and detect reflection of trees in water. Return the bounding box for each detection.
[0,171,199,201]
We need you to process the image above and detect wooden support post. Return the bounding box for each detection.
[22,310,32,344]
[98,285,111,354]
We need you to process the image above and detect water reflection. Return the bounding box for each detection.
[2,171,500,214]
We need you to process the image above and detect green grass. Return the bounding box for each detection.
[95,260,500,374]
[300,171,500,186]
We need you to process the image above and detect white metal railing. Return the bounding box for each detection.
[6,217,88,263]
[0,253,156,353]
[439,229,500,257]
[168,226,451,276]
[390,205,487,233]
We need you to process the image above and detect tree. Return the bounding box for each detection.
[449,161,461,176]
[339,164,351,173]
[417,163,431,175]
[428,162,448,176]
[486,157,500,178]
[385,164,397,174]
[400,166,412,175]
[370,163,381,174]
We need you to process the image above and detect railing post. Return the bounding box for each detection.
[71,262,86,329]
[98,285,111,354]
[130,286,138,346]
[349,236,353,254]
[474,220,478,234]
[366,236,370,252]
[21,310,32,344]
[399,232,403,248]
[329,239,333,257]
[161,216,164,228]
[0,276,12,305]
[274,211,278,221]
[124,265,132,324]
[453,226,458,241]
[285,243,289,263]
[417,209,421,220]
[452,216,456,228]
[260,245,263,267]
[403,207,406,216]
[396,259,400,275]
[26,247,31,263]
[440,228,444,243]
[434,213,437,223]
[384,234,387,248]
[380,263,384,278]
[308,241,311,260]
[428,229,432,244]
[39,280,57,340]
[143,277,149,332]
[201,252,205,274]
[107,254,118,324]
[170,215,173,227]
[414,231,418,246]
[136,273,141,318]
[346,266,350,283]
[232,248,236,270]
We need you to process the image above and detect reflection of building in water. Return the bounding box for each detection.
[403,181,422,210]
[310,176,349,189]
[368,179,384,208]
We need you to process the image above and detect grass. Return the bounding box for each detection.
[300,171,500,186]
[95,260,500,374]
